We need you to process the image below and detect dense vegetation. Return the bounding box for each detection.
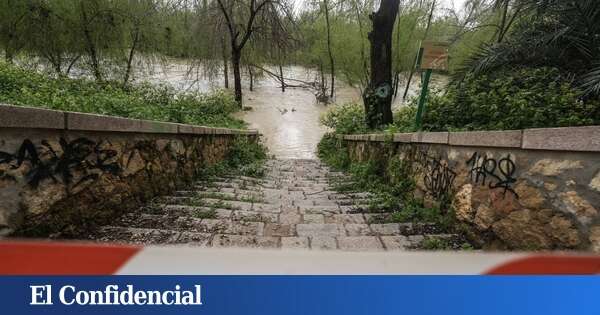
[3,0,574,107]
[317,135,463,246]
[321,66,600,135]
[2,0,599,134]
[457,1,600,98]
[395,68,600,132]
[0,62,245,129]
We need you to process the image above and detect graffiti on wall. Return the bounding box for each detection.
[466,152,518,198]
[0,138,121,191]
[414,148,457,199]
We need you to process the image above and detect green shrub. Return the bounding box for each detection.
[389,105,418,133]
[226,137,267,167]
[395,67,600,131]
[0,62,245,129]
[317,134,350,170]
[320,103,368,134]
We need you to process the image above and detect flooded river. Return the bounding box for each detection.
[143,62,447,159]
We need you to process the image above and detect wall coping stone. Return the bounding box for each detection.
[369,134,387,142]
[343,134,370,141]
[393,133,413,143]
[522,126,600,152]
[343,125,600,152]
[0,104,65,129]
[0,104,258,136]
[449,130,522,148]
[411,132,449,144]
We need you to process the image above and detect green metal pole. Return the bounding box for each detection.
[415,69,432,130]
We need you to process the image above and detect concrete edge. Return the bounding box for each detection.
[522,126,600,152]
[393,133,414,143]
[411,132,449,144]
[342,126,600,152]
[449,130,522,148]
[0,104,258,136]
[0,104,65,129]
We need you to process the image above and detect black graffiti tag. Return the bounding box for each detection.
[414,148,456,199]
[0,138,121,190]
[423,157,457,199]
[466,152,518,198]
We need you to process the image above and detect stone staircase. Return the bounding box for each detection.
[89,159,462,251]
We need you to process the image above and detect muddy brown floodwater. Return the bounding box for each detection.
[142,62,447,159]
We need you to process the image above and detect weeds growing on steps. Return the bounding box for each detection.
[419,237,474,251]
[192,209,218,219]
[197,137,269,180]
[318,134,456,232]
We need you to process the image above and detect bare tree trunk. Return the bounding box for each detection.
[224,58,229,89]
[52,58,62,74]
[80,2,102,82]
[231,48,243,106]
[222,36,229,88]
[123,27,140,86]
[4,48,13,63]
[216,0,278,107]
[66,55,81,75]
[323,0,335,99]
[248,65,254,91]
[279,63,285,92]
[363,0,400,129]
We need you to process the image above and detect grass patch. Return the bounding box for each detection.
[192,209,217,219]
[0,61,245,129]
[239,195,265,204]
[197,137,269,181]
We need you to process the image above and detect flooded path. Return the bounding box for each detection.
[240,87,330,159]
[142,62,447,159]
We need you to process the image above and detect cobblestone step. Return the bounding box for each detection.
[89,159,460,251]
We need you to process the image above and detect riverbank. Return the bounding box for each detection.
[0,62,245,129]
[137,62,448,158]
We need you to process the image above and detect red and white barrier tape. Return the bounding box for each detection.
[1,241,599,275]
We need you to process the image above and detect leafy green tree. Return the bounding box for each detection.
[0,0,29,62]
[457,0,600,98]
[214,0,293,106]
[120,0,162,85]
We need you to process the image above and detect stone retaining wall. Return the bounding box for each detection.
[0,104,258,237]
[340,126,600,251]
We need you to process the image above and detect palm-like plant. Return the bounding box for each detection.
[456,0,600,98]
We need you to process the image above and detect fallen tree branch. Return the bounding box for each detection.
[250,64,319,89]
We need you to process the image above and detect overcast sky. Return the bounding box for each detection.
[442,0,467,9]
[440,0,468,12]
